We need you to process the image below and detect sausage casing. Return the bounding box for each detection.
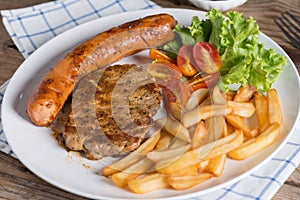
[26,13,177,126]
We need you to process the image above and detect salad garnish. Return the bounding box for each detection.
[162,9,287,92]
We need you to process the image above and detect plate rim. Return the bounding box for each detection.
[2,8,300,200]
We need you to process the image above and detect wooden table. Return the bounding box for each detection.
[0,0,299,199]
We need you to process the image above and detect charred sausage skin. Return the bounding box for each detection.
[26,14,177,126]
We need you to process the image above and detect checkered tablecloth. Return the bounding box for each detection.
[1,0,299,199]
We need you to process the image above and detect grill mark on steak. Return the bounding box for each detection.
[52,64,161,160]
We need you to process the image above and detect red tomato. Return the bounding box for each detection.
[177,45,199,77]
[162,87,177,103]
[188,73,220,90]
[161,87,177,117]
[147,61,182,80]
[163,79,192,106]
[192,42,221,74]
[149,48,175,63]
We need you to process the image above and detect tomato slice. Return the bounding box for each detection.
[147,61,182,80]
[192,42,221,74]
[162,79,192,106]
[147,61,182,88]
[161,87,177,117]
[149,48,175,63]
[188,73,220,90]
[177,45,199,77]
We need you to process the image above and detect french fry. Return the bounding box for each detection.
[222,120,228,137]
[185,88,209,110]
[205,86,227,142]
[188,124,197,137]
[102,155,144,177]
[171,163,199,176]
[128,173,169,194]
[111,158,153,187]
[183,105,232,128]
[226,90,237,101]
[206,154,226,177]
[227,101,256,117]
[169,101,186,121]
[206,85,227,176]
[202,130,243,160]
[147,144,190,162]
[267,89,282,125]
[225,114,254,138]
[238,137,256,148]
[228,122,281,160]
[250,127,259,138]
[191,121,207,149]
[198,160,209,173]
[102,84,284,194]
[156,117,191,142]
[102,131,160,176]
[254,92,269,132]
[155,131,173,151]
[212,86,226,104]
[200,96,212,107]
[168,173,212,190]
[205,116,225,143]
[155,151,198,173]
[234,84,256,102]
[224,122,235,136]
[168,137,188,149]
[156,130,243,174]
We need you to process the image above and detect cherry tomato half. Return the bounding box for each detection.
[193,42,221,74]
[149,48,176,64]
[147,61,182,80]
[188,73,220,90]
[177,45,199,77]
[162,79,192,106]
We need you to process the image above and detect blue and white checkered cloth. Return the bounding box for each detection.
[1,0,299,199]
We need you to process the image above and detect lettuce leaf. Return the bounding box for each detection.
[189,16,212,42]
[162,9,287,92]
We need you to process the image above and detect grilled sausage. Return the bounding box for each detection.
[26,13,177,126]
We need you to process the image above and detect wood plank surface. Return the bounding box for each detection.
[0,0,299,199]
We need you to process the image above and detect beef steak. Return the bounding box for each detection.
[52,64,161,160]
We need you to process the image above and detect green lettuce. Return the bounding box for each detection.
[162,9,287,92]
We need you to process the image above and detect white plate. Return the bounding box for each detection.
[188,0,248,11]
[2,8,300,200]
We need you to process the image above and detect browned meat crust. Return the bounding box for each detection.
[52,64,161,160]
[27,14,176,127]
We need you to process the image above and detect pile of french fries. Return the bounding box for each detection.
[101,84,283,194]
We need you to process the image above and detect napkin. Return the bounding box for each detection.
[1,1,299,199]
